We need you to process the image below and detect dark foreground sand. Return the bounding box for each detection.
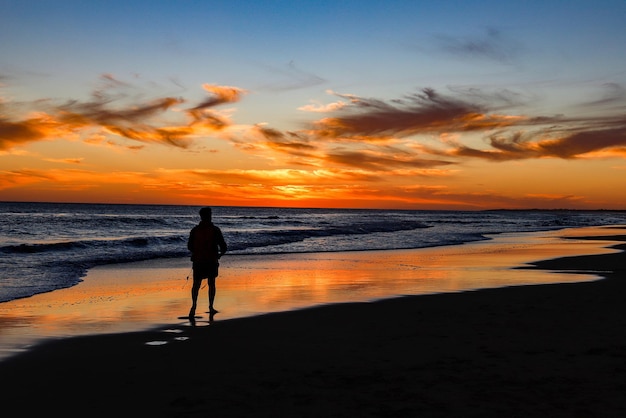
[1,234,626,417]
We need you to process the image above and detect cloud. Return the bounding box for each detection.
[4,76,626,171]
[253,125,317,153]
[324,149,455,170]
[0,169,55,189]
[98,73,132,89]
[43,157,84,164]
[257,61,326,92]
[309,88,521,140]
[190,84,247,110]
[232,87,619,172]
[286,87,626,163]
[230,121,458,172]
[448,116,626,161]
[526,125,626,159]
[298,100,347,113]
[0,117,49,149]
[579,82,626,108]
[0,111,73,150]
[0,78,248,151]
[59,97,183,125]
[434,27,524,65]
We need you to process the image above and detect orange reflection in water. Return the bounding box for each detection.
[0,225,623,359]
[219,227,620,316]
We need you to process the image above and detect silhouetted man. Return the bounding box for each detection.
[187,207,227,318]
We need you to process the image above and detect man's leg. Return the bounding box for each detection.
[190,278,202,317]
[208,275,217,313]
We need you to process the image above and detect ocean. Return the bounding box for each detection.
[1,201,626,304]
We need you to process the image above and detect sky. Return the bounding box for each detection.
[1,0,626,210]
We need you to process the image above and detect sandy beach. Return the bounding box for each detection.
[1,225,626,417]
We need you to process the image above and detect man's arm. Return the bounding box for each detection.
[216,227,227,257]
[187,228,195,252]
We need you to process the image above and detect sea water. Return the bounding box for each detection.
[1,201,625,304]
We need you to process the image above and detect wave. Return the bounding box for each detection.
[1,235,185,255]
[1,218,430,256]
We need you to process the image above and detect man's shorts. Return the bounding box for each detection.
[192,261,219,281]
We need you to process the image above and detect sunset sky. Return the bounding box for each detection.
[1,0,626,210]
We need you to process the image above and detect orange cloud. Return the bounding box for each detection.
[42,157,84,164]
[298,100,347,113]
[324,149,454,170]
[0,112,70,150]
[451,121,626,161]
[0,168,152,190]
[253,125,317,153]
[309,88,521,139]
[222,88,534,173]
[0,79,247,151]
[195,84,246,108]
[0,169,56,189]
[280,88,626,166]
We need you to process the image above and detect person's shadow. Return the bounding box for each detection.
[187,311,215,327]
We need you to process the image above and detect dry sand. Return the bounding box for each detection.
[1,227,626,417]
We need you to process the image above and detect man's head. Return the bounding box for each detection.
[199,207,212,221]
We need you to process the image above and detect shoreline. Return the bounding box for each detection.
[1,226,626,415]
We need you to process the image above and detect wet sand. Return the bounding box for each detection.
[1,226,626,416]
